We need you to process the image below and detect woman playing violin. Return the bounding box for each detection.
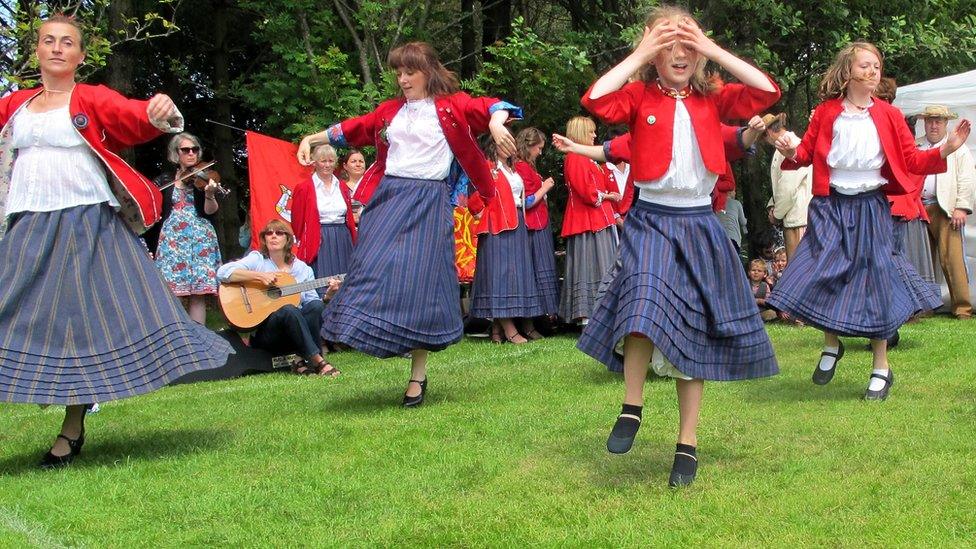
[154,132,222,324]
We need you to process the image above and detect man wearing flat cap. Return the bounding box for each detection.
[917,105,976,319]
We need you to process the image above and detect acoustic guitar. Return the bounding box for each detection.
[218,272,342,330]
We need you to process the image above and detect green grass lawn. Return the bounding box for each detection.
[2,319,975,547]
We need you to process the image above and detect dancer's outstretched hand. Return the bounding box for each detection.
[551,133,575,154]
[943,119,972,158]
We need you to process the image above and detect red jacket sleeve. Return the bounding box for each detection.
[467,190,486,215]
[781,103,824,170]
[712,75,782,120]
[581,81,643,125]
[89,85,164,151]
[564,154,603,206]
[337,101,394,148]
[456,93,498,135]
[605,133,632,164]
[515,162,543,194]
[290,180,317,264]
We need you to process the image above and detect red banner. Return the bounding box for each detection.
[245,131,313,249]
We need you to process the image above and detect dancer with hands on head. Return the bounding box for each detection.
[296,41,521,407]
[577,4,781,487]
[767,42,971,401]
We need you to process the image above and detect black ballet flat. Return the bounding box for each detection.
[39,432,85,469]
[668,450,698,488]
[864,368,895,401]
[812,340,845,385]
[402,379,427,408]
[606,413,642,454]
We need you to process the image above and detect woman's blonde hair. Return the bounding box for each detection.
[819,42,884,100]
[38,13,86,51]
[259,219,296,264]
[637,5,717,95]
[566,116,596,145]
[748,258,767,272]
[311,143,337,162]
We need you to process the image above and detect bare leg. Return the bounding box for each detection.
[870,338,888,370]
[406,349,428,397]
[49,405,86,457]
[499,318,527,344]
[675,379,704,447]
[824,331,840,348]
[188,295,207,324]
[623,335,653,406]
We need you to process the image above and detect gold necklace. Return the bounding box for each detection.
[656,80,692,99]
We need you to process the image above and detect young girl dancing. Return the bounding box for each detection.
[768,42,970,400]
[297,42,520,407]
[577,5,781,487]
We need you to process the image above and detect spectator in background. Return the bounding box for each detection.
[748,259,778,321]
[760,113,812,261]
[716,189,747,254]
[341,148,367,225]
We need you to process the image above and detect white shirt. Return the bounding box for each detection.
[216,251,319,305]
[826,106,887,194]
[635,100,717,207]
[7,106,119,215]
[385,98,453,180]
[497,161,524,206]
[920,136,946,202]
[606,161,630,194]
[313,173,347,224]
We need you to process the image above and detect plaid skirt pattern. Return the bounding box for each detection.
[470,212,544,319]
[0,204,233,405]
[321,176,462,358]
[528,226,559,316]
[767,191,918,339]
[577,201,778,380]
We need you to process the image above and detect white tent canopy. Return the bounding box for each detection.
[893,69,976,306]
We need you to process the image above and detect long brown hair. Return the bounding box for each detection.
[818,42,884,100]
[516,127,546,166]
[637,5,717,95]
[388,42,460,97]
[258,219,296,265]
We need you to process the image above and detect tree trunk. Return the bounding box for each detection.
[211,0,244,259]
[481,0,512,61]
[106,0,135,164]
[460,0,476,79]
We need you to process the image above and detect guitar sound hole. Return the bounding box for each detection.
[266,287,282,299]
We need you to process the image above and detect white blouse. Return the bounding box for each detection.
[826,106,887,194]
[313,173,347,224]
[606,161,630,194]
[635,100,717,207]
[497,161,524,206]
[8,106,119,215]
[385,98,453,180]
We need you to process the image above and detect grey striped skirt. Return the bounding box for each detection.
[577,201,778,380]
[313,222,354,287]
[559,226,618,321]
[470,211,544,319]
[321,176,462,358]
[892,218,942,312]
[0,203,233,405]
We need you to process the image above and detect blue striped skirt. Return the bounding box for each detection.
[470,211,544,319]
[577,201,778,380]
[313,222,354,279]
[321,176,462,358]
[892,219,942,312]
[767,191,917,339]
[528,226,559,316]
[559,226,618,321]
[0,203,233,405]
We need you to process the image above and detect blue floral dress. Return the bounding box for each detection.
[155,186,221,295]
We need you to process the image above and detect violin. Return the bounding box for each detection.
[161,160,231,197]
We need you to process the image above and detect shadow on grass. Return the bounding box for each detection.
[0,428,230,475]
[741,375,866,403]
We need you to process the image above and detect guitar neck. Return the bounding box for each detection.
[279,276,337,296]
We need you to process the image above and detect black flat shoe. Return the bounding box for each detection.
[812,340,845,385]
[402,378,427,407]
[39,433,85,469]
[864,368,895,401]
[668,450,698,488]
[606,413,642,454]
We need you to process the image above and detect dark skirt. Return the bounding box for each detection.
[313,222,354,279]
[471,212,544,318]
[767,191,918,339]
[0,203,233,405]
[577,201,778,380]
[321,176,461,358]
[892,219,942,312]
[528,226,559,316]
[559,226,618,321]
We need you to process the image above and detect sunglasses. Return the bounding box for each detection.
[262,230,290,237]
[179,146,200,154]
